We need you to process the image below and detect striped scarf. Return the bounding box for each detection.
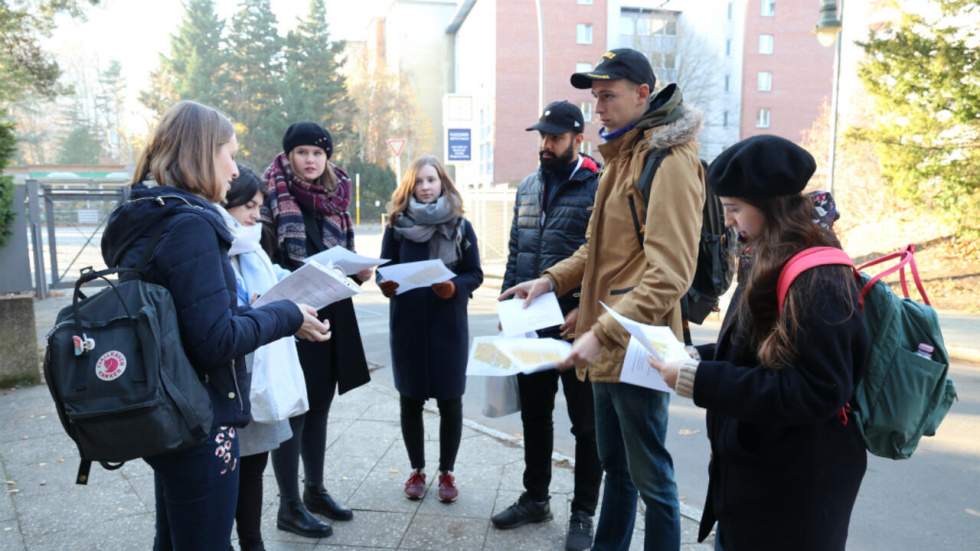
[262,152,355,264]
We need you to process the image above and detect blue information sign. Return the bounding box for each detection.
[447,128,471,161]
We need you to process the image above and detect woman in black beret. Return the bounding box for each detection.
[261,122,372,539]
[650,135,870,551]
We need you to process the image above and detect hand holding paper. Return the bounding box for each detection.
[254,260,360,310]
[600,302,688,393]
[496,292,565,336]
[377,259,456,294]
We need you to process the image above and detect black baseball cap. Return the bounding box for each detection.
[525,100,585,135]
[570,48,656,90]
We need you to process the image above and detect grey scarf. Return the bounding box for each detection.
[392,196,462,267]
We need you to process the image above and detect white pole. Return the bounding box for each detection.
[534,0,544,112]
[827,0,844,195]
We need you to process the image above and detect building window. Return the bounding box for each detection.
[724,74,731,92]
[576,62,593,73]
[576,23,593,44]
[761,0,775,16]
[723,111,729,127]
[725,38,732,56]
[581,101,593,122]
[759,34,774,54]
[757,71,773,91]
[757,108,771,128]
[577,0,593,4]
[580,141,593,155]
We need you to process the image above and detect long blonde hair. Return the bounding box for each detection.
[386,155,463,224]
[132,100,234,202]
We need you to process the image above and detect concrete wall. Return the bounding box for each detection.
[0,185,33,294]
[0,294,39,386]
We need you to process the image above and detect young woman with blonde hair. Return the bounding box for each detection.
[378,155,483,503]
[101,101,330,550]
[262,121,370,538]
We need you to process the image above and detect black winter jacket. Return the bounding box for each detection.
[502,155,600,319]
[102,184,303,427]
[693,270,870,551]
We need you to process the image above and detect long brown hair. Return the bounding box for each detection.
[386,155,463,224]
[735,194,857,369]
[132,100,234,202]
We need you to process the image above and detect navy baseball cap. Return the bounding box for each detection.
[571,48,656,90]
[526,100,585,135]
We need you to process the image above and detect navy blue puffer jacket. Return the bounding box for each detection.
[101,184,303,426]
[502,155,600,318]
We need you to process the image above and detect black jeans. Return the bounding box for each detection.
[399,395,463,472]
[235,451,268,546]
[517,368,601,516]
[271,389,336,504]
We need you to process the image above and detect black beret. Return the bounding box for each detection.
[282,122,333,158]
[707,135,816,199]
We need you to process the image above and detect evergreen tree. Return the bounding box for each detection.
[139,0,226,115]
[854,0,979,233]
[55,102,104,164]
[282,0,357,160]
[224,0,287,166]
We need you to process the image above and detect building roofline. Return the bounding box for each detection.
[446,0,477,34]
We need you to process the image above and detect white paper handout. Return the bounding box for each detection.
[253,260,360,310]
[496,292,566,336]
[600,302,689,393]
[466,336,572,377]
[621,337,674,393]
[376,259,456,294]
[304,247,389,276]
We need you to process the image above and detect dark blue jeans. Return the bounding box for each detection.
[146,426,240,551]
[592,382,680,551]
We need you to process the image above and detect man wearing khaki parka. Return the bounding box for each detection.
[500,48,704,551]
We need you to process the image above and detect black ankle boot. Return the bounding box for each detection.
[303,485,354,521]
[276,500,333,538]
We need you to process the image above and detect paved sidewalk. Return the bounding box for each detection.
[0,380,713,550]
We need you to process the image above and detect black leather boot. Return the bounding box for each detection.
[276,500,333,538]
[303,485,354,521]
[491,492,553,529]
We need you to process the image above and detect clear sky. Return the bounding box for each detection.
[47,0,389,135]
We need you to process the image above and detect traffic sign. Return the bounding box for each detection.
[386,138,406,157]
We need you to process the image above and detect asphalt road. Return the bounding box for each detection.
[351,279,980,551]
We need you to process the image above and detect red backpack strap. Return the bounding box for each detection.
[856,244,930,306]
[777,247,855,313]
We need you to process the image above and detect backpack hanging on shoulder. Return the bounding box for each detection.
[44,209,213,484]
[777,245,957,459]
[629,149,736,338]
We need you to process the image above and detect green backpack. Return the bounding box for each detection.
[777,245,957,459]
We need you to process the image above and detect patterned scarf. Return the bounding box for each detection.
[262,152,355,264]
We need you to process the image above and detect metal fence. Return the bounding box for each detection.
[26,179,130,298]
[461,188,515,279]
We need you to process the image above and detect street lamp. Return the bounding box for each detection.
[816,0,843,194]
[816,0,843,46]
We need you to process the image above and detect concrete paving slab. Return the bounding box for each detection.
[415,486,497,519]
[399,513,489,550]
[24,513,155,551]
[0,520,26,551]
[317,509,412,548]
[348,478,423,514]
[16,478,146,541]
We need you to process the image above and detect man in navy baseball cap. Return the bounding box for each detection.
[570,48,656,90]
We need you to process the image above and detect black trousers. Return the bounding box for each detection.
[517,368,601,515]
[235,451,268,546]
[399,395,463,472]
[271,391,336,504]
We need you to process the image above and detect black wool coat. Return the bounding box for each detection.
[272,210,371,409]
[502,155,600,323]
[693,268,870,551]
[102,184,303,427]
[380,219,483,401]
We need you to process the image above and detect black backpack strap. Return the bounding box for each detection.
[629,147,672,246]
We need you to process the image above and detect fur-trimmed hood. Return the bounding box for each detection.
[637,83,704,150]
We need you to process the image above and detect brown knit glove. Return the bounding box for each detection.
[379,280,399,298]
[431,280,456,300]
